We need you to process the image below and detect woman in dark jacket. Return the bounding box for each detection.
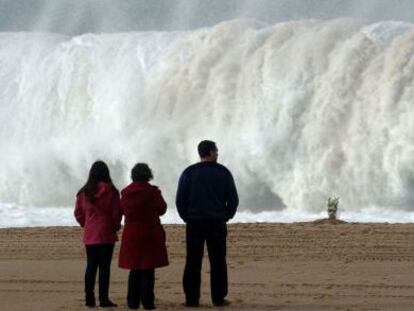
[119,163,169,310]
[74,160,122,308]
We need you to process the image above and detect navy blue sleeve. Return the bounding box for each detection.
[226,171,239,220]
[176,170,190,222]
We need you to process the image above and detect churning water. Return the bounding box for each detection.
[1,18,414,226]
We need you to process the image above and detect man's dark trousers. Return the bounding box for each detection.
[183,220,228,305]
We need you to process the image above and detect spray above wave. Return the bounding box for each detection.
[1,18,414,221]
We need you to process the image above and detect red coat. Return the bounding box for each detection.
[118,182,169,270]
[74,182,122,245]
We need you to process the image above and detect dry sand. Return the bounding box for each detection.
[1,222,414,310]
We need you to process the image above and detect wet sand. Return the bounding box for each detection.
[1,222,414,310]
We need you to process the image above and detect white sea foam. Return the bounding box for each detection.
[1,19,414,226]
[3,203,414,228]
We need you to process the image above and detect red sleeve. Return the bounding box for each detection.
[112,192,122,231]
[74,194,85,227]
[154,188,167,216]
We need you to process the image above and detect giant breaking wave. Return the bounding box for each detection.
[1,19,414,226]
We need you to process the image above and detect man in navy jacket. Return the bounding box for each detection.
[176,140,239,307]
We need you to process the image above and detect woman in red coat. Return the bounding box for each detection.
[119,163,169,310]
[74,160,122,308]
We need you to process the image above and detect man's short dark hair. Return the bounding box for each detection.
[198,140,217,158]
[131,163,153,182]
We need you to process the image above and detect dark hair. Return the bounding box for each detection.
[78,161,117,204]
[131,163,153,182]
[197,140,217,158]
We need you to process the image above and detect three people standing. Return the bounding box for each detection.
[74,140,238,309]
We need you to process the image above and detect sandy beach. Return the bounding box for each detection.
[1,222,414,310]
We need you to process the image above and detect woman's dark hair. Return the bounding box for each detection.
[198,140,217,158]
[131,163,153,182]
[78,160,117,204]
